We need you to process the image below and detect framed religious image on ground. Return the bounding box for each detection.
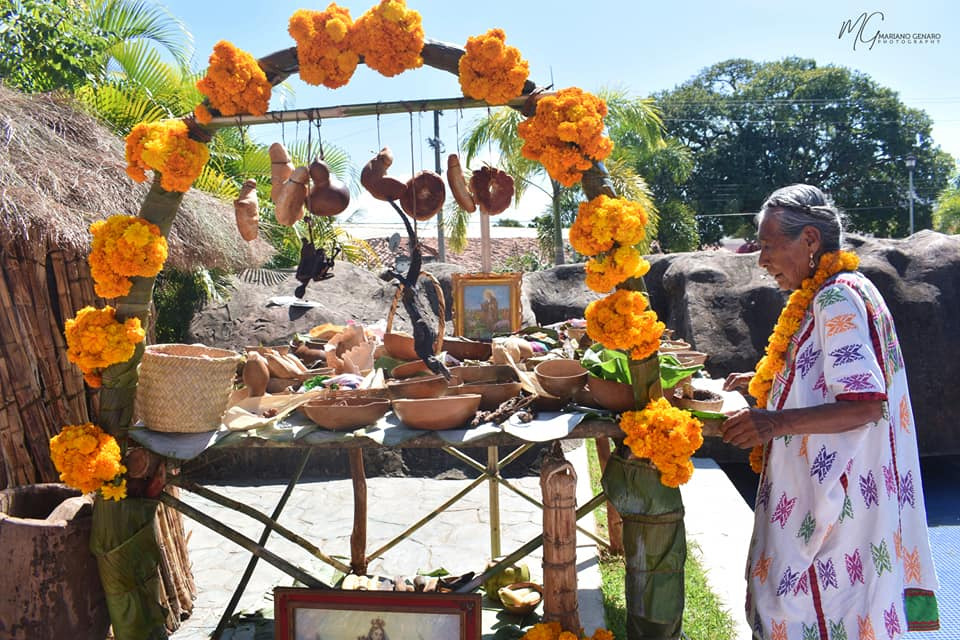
[451,272,522,341]
[274,588,482,640]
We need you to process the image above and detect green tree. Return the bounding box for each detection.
[655,58,954,238]
[932,173,960,234]
[656,200,701,252]
[461,88,665,263]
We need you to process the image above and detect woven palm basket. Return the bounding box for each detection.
[137,344,242,433]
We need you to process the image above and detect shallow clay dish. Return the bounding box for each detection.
[672,388,724,412]
[587,374,637,412]
[443,337,493,361]
[498,581,543,616]
[386,374,450,400]
[382,332,418,361]
[534,359,588,399]
[392,394,482,431]
[390,359,432,379]
[454,381,522,410]
[671,350,708,366]
[449,365,519,385]
[299,398,390,431]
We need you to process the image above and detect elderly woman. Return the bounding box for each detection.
[721,184,939,639]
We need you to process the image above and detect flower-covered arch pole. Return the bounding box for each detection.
[50,2,702,638]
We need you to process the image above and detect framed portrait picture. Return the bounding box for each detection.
[451,272,522,341]
[274,588,481,640]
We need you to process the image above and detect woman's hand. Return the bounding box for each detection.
[720,408,781,449]
[723,371,754,393]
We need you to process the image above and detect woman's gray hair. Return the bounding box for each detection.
[757,184,844,251]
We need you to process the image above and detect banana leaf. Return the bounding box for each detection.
[581,344,632,383]
[602,453,685,640]
[658,353,704,390]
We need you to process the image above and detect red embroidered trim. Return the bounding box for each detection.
[807,565,828,640]
[836,392,887,402]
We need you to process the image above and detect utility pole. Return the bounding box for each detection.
[906,154,917,236]
[432,110,446,261]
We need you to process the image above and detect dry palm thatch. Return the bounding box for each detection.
[0,84,273,269]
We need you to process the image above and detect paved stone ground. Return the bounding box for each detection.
[171,442,605,639]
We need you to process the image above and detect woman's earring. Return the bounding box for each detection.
[809,253,815,269]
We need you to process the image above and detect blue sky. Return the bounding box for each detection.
[160,0,958,226]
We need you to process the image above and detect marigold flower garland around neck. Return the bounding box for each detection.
[747,249,860,471]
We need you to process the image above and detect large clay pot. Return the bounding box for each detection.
[0,484,110,639]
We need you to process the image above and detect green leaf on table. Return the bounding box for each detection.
[659,353,704,389]
[580,344,632,383]
[689,409,727,421]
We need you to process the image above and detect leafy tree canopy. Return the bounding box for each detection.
[655,58,955,238]
[932,172,960,234]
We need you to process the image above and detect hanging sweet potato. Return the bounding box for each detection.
[233,178,260,241]
[360,147,406,201]
[269,143,294,202]
[446,154,476,213]
[274,166,308,226]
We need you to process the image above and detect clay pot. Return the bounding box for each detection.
[498,581,543,616]
[442,337,493,362]
[299,398,391,431]
[586,374,637,412]
[386,374,451,400]
[534,359,588,399]
[382,332,419,361]
[452,381,522,410]
[672,388,724,412]
[448,365,519,384]
[392,394,482,430]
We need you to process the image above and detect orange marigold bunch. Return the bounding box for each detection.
[196,40,271,117]
[125,119,210,193]
[88,215,168,299]
[568,195,649,256]
[585,289,665,360]
[749,444,765,473]
[458,28,529,105]
[288,5,359,88]
[352,0,423,77]
[517,87,613,186]
[64,306,145,388]
[521,621,614,640]
[585,246,650,293]
[620,398,703,487]
[49,423,127,499]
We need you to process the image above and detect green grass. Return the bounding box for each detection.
[585,440,737,640]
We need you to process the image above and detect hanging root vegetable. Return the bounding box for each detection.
[233,178,260,241]
[400,170,446,221]
[360,147,406,201]
[470,166,515,215]
[269,143,294,202]
[274,166,309,226]
[446,154,476,213]
[307,158,351,216]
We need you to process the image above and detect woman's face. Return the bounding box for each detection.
[757,213,814,291]
[369,628,384,640]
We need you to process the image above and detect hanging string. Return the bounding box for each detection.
[376,106,381,149]
[236,116,247,176]
[315,118,323,160]
[486,106,494,167]
[306,112,313,163]
[455,108,461,158]
[418,111,424,171]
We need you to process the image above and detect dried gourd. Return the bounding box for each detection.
[307,158,351,216]
[446,154,476,213]
[233,178,259,241]
[274,166,308,226]
[360,147,406,201]
[269,143,294,202]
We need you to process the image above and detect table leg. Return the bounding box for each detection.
[349,449,367,575]
[487,445,501,558]
[211,448,312,639]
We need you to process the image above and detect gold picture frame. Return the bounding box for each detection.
[451,272,522,340]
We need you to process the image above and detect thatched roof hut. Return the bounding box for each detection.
[0,85,271,628]
[0,84,270,488]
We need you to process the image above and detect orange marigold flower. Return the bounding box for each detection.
[518,87,613,186]
[584,246,650,293]
[585,290,664,360]
[196,40,271,116]
[569,195,649,256]
[620,398,703,487]
[288,5,359,88]
[458,28,529,105]
[64,306,145,376]
[125,119,209,193]
[352,0,423,77]
[88,215,168,299]
[49,423,125,495]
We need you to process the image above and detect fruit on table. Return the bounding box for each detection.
[482,559,530,602]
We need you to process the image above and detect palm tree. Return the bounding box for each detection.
[460,88,669,263]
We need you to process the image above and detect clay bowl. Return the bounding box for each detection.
[672,351,708,366]
[659,339,692,352]
[442,337,493,362]
[498,581,543,616]
[390,359,432,379]
[534,359,588,399]
[386,374,451,400]
[382,332,419,361]
[392,394,482,431]
[448,365,519,385]
[672,388,724,412]
[586,374,637,412]
[299,397,391,431]
[453,381,523,410]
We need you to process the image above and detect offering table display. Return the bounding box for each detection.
[129,379,746,632]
